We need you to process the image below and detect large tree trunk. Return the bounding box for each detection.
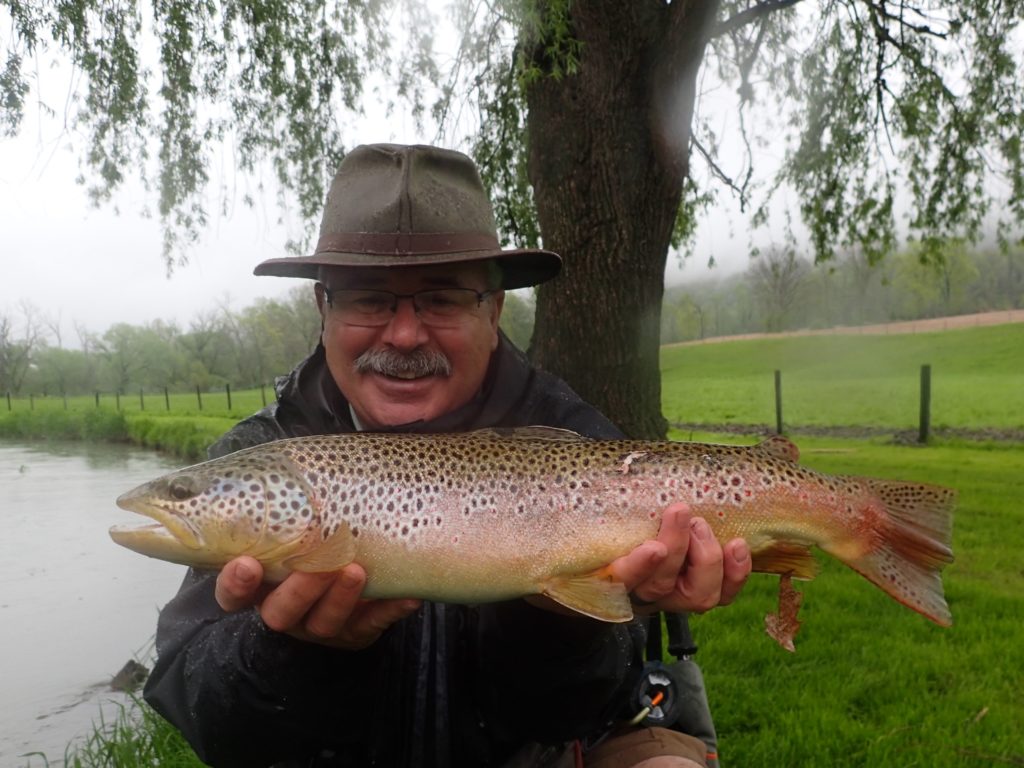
[525,1,719,439]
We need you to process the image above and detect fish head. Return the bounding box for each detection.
[110,449,323,576]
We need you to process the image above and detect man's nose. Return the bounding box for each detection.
[380,297,430,348]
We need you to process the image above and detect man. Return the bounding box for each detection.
[144,143,751,767]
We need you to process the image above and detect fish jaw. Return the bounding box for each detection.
[114,483,205,550]
[109,520,232,570]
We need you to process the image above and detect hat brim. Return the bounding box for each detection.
[254,248,562,290]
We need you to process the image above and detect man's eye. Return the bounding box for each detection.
[424,293,458,308]
[350,296,390,311]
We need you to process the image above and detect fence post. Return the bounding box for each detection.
[165,387,170,411]
[63,390,68,410]
[6,392,10,411]
[226,383,232,410]
[918,364,932,444]
[95,391,100,408]
[115,391,121,411]
[196,385,203,411]
[774,370,784,435]
[139,388,145,411]
[261,383,267,406]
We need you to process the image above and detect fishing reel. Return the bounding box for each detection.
[629,660,688,727]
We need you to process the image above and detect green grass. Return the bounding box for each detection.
[661,324,1024,430]
[19,696,207,768]
[0,390,258,460]
[677,432,1024,767]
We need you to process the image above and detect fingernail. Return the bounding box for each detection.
[733,541,750,563]
[690,518,712,540]
[236,562,257,585]
[339,569,363,589]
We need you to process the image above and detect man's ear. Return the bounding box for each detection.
[489,290,505,350]
[490,290,505,326]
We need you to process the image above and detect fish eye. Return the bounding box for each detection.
[168,476,199,501]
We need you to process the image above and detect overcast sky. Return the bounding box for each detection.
[0,41,756,348]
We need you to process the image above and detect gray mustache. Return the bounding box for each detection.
[353,348,453,378]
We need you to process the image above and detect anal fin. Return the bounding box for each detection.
[751,542,819,580]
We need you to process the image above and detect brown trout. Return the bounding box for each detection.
[111,428,955,635]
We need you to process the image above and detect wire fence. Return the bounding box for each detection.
[4,383,276,417]
[5,365,941,442]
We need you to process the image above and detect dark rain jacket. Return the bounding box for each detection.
[144,335,689,767]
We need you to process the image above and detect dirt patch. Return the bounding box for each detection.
[667,309,1024,348]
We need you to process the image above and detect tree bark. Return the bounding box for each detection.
[525,0,719,439]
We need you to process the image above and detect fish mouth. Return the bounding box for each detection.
[114,489,205,550]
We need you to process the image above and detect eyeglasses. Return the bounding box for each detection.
[319,285,496,328]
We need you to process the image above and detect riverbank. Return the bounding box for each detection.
[1,441,190,767]
[0,408,237,461]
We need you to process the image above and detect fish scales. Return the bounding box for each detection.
[111,428,955,637]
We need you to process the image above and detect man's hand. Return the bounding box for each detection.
[610,503,751,614]
[215,556,421,650]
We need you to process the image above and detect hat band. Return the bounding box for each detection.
[316,231,500,256]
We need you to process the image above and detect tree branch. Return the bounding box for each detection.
[691,134,750,210]
[712,0,806,39]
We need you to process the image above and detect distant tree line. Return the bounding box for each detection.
[661,242,1024,344]
[0,288,537,397]
[1,242,1018,396]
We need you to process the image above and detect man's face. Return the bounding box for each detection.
[316,262,505,429]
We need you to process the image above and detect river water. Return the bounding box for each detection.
[0,441,189,765]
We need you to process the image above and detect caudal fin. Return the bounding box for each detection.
[849,479,956,626]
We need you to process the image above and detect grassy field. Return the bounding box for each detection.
[675,431,1023,767]
[661,323,1024,431]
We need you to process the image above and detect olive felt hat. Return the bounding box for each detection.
[254,143,562,289]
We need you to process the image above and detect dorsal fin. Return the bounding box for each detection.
[754,435,801,463]
[471,426,591,441]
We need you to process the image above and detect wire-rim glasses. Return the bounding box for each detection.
[319,285,496,328]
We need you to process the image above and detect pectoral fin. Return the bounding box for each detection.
[283,525,357,573]
[542,568,633,623]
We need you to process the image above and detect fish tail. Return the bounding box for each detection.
[847,479,956,626]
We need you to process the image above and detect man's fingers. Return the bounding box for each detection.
[259,571,337,633]
[639,504,692,598]
[608,541,668,593]
[674,517,725,612]
[302,565,369,639]
[336,599,422,650]
[215,556,265,612]
[718,538,752,606]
